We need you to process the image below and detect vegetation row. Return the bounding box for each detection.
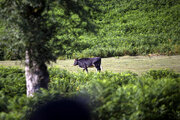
[0,66,179,120]
[0,0,180,60]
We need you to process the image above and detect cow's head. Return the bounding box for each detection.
[74,59,78,66]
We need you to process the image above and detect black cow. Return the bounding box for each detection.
[74,57,101,72]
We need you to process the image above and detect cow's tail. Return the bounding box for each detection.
[100,66,103,71]
[99,58,102,71]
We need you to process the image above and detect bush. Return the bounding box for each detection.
[143,69,180,79]
[81,70,180,120]
[0,66,26,98]
[1,0,180,60]
[0,66,179,120]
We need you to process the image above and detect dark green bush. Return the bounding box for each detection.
[137,77,180,120]
[0,66,26,98]
[144,69,180,79]
[1,0,180,60]
[0,66,179,120]
[81,70,180,120]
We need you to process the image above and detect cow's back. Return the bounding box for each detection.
[78,57,101,67]
[78,58,93,67]
[93,57,101,62]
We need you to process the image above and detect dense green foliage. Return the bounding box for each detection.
[0,66,179,120]
[74,0,180,58]
[0,0,179,60]
[0,0,96,62]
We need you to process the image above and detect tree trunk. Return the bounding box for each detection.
[25,50,50,97]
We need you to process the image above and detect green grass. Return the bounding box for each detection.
[0,55,180,75]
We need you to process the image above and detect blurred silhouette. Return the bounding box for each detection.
[30,97,91,120]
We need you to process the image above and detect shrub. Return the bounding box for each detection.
[0,66,26,98]
[0,66,179,120]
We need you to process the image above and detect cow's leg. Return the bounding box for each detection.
[84,68,88,73]
[85,68,88,73]
[82,63,88,73]
[83,67,88,73]
[96,67,101,72]
[94,64,101,72]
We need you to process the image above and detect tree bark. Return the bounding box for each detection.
[25,50,50,97]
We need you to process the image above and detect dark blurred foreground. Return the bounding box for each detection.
[30,97,91,120]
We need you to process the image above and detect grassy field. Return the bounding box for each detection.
[0,55,180,75]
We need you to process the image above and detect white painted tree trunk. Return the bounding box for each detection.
[25,50,50,97]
